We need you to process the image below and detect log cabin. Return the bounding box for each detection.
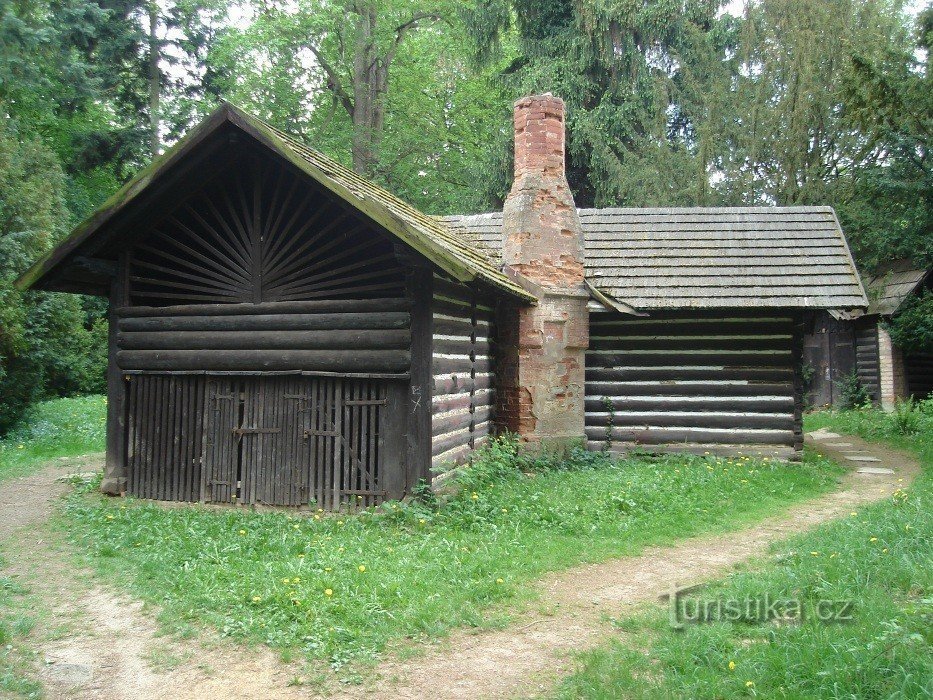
[17,95,867,508]
[805,261,931,407]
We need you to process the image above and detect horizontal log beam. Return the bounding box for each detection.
[585,381,793,398]
[116,298,411,318]
[586,411,795,430]
[585,396,794,412]
[118,329,410,351]
[586,426,794,446]
[117,349,410,373]
[119,311,410,333]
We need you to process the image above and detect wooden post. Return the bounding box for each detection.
[406,268,433,489]
[792,313,806,457]
[102,253,129,495]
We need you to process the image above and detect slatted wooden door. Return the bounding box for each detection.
[126,374,205,502]
[301,378,388,510]
[201,375,391,508]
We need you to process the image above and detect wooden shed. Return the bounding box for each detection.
[17,103,531,508]
[446,206,867,460]
[806,261,931,407]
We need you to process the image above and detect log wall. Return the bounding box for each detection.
[585,311,802,457]
[430,275,496,471]
[115,299,411,375]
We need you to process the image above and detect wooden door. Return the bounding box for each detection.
[202,377,241,503]
[201,375,397,508]
[125,374,205,502]
[302,377,389,510]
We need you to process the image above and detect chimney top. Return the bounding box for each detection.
[513,94,565,179]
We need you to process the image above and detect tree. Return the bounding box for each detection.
[212,0,509,212]
[462,0,734,208]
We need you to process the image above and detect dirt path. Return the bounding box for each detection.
[0,432,919,700]
[341,432,920,699]
[0,458,308,700]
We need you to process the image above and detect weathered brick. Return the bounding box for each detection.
[497,94,588,452]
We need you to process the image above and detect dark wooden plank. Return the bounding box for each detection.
[118,329,410,351]
[407,269,434,486]
[116,349,411,373]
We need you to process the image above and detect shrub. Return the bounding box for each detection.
[884,289,933,353]
[839,370,872,409]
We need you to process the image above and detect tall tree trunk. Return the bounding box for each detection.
[148,3,161,157]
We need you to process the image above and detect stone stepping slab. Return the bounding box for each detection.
[808,429,843,440]
[846,455,881,463]
[856,467,895,475]
[825,442,853,447]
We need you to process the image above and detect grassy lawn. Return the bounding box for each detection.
[0,395,106,483]
[55,438,842,670]
[555,406,932,699]
[0,553,42,699]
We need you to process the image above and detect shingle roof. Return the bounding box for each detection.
[866,261,930,315]
[18,104,533,302]
[443,206,867,311]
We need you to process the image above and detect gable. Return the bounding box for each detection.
[17,103,532,302]
[444,207,868,311]
[125,150,406,306]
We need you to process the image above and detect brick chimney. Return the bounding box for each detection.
[497,94,588,451]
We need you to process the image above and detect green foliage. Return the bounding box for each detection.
[0,115,107,434]
[839,369,873,409]
[57,435,839,669]
[0,395,106,483]
[556,410,932,700]
[885,289,933,354]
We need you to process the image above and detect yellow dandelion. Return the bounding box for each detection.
[729,661,736,671]
[314,514,321,520]
[282,577,291,584]
[851,512,857,516]
[810,551,819,556]
[472,493,479,500]
[293,577,300,583]
[870,537,878,542]
[882,548,888,553]
[419,518,426,525]
[324,588,333,597]
[238,529,246,535]
[337,520,344,525]
[496,578,504,584]
[745,681,755,688]
[297,553,305,558]
[501,508,508,513]
[252,596,261,602]
[324,567,332,572]
[358,565,366,573]
[106,514,114,520]
[293,524,300,530]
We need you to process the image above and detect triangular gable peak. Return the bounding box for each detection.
[17,103,532,302]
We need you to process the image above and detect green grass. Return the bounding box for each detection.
[0,395,106,483]
[555,408,932,699]
[0,554,42,699]
[55,440,841,670]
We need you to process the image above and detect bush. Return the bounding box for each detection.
[839,370,872,409]
[884,289,933,353]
